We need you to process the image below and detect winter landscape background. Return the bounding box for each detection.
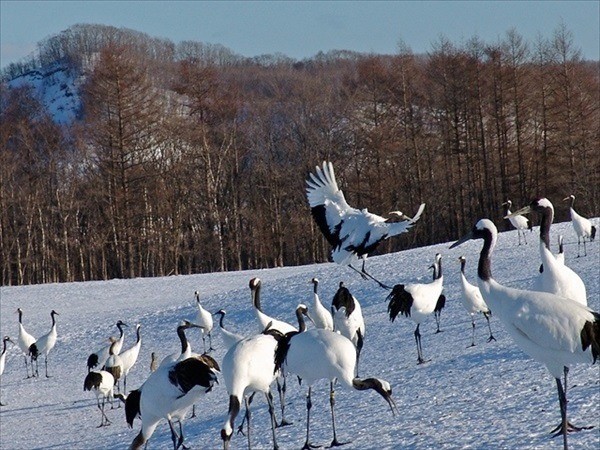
[1,219,598,450]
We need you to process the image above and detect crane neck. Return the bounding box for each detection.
[477,229,495,282]
[218,312,226,329]
[252,283,262,312]
[538,206,553,251]
[18,309,23,324]
[51,312,57,327]
[177,326,190,355]
[135,326,141,343]
[2,339,7,355]
[460,259,466,274]
[295,308,307,332]
[117,323,125,338]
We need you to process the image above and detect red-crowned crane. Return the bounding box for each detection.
[220,325,283,450]
[119,324,142,394]
[502,200,530,245]
[458,256,495,346]
[564,194,596,257]
[249,277,296,427]
[1,336,15,406]
[29,310,59,378]
[306,161,425,289]
[279,304,397,449]
[16,308,36,378]
[387,254,444,364]
[214,309,244,350]
[331,282,365,376]
[195,291,214,353]
[84,370,115,427]
[450,219,599,450]
[306,278,333,331]
[87,320,128,372]
[507,198,587,306]
[125,325,219,450]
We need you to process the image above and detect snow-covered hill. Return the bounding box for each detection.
[0,220,598,450]
[7,63,82,124]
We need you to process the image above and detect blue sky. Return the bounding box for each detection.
[1,1,599,69]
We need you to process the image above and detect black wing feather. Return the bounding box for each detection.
[332,284,355,317]
[387,284,413,322]
[83,371,102,391]
[169,357,218,395]
[311,205,342,248]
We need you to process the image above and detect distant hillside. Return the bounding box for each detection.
[1,24,598,286]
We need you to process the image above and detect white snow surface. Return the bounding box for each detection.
[7,64,81,124]
[1,220,598,450]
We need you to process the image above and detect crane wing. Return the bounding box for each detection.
[306,161,355,247]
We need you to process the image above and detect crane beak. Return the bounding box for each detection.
[504,205,530,219]
[449,231,474,249]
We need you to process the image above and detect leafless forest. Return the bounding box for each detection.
[1,24,598,286]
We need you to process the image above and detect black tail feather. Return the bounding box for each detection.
[591,225,596,241]
[581,312,600,364]
[83,371,103,391]
[386,284,412,322]
[29,343,39,360]
[125,389,141,428]
[87,353,99,371]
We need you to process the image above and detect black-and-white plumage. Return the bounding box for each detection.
[214,309,244,350]
[84,370,115,427]
[564,194,596,257]
[502,200,530,245]
[508,198,587,306]
[29,310,59,378]
[119,324,142,394]
[306,161,425,289]
[159,320,201,368]
[331,282,365,376]
[278,305,397,449]
[87,320,128,372]
[1,336,15,406]
[249,277,296,427]
[458,256,495,346]
[430,254,446,333]
[16,308,36,378]
[387,254,444,364]
[103,338,124,396]
[306,278,333,331]
[220,326,283,450]
[194,291,214,353]
[450,219,600,449]
[126,351,219,450]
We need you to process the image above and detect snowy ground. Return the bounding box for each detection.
[1,220,598,450]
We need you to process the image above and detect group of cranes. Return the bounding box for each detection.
[1,161,596,450]
[14,308,59,379]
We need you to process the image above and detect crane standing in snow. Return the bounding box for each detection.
[16,308,36,378]
[280,304,397,449]
[564,194,596,257]
[194,291,214,353]
[502,200,530,245]
[387,254,444,364]
[1,336,15,406]
[84,370,115,427]
[29,310,59,378]
[458,256,495,346]
[306,161,425,289]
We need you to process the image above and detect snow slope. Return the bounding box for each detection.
[0,220,598,450]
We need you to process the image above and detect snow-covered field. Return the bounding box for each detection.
[1,220,598,450]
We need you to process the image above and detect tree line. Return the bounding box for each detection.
[1,24,598,286]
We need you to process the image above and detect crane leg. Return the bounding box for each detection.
[329,381,349,447]
[265,390,280,450]
[45,356,50,378]
[353,262,392,290]
[302,387,321,449]
[275,376,292,427]
[484,313,496,342]
[467,317,476,348]
[550,367,593,437]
